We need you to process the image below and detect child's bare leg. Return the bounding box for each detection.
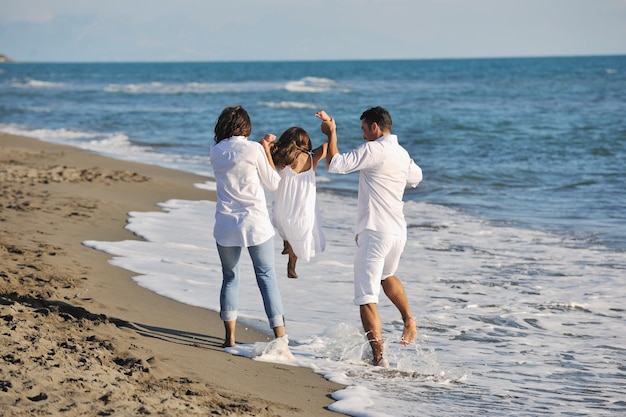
[287,244,298,279]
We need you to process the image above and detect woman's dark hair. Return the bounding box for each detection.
[270,127,312,168]
[360,106,392,131]
[214,105,252,143]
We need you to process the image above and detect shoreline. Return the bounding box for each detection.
[0,133,344,416]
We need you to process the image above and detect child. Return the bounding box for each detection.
[270,127,327,278]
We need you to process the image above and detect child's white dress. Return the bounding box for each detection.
[272,155,325,262]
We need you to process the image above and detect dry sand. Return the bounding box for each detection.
[0,133,344,416]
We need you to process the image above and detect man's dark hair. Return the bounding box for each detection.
[360,106,392,131]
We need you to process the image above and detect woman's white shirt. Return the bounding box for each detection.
[210,136,281,247]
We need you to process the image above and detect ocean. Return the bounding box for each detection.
[1,56,625,416]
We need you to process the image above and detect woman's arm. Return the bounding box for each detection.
[256,141,281,191]
[259,133,277,171]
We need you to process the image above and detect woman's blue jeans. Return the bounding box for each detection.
[217,238,285,329]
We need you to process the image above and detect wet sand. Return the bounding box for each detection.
[0,133,344,416]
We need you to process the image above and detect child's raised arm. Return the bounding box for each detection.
[312,141,328,170]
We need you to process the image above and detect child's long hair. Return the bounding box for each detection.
[271,127,312,168]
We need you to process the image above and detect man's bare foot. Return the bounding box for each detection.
[222,339,235,348]
[400,317,417,346]
[372,357,389,368]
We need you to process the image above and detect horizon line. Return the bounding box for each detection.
[1,53,625,65]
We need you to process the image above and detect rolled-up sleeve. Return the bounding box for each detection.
[328,143,376,174]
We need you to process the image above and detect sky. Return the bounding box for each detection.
[1,0,625,62]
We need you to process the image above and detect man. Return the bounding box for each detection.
[316,107,422,367]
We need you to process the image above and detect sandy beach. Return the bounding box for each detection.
[0,132,344,416]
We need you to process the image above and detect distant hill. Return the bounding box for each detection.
[0,54,13,63]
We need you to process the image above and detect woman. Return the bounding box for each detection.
[210,105,286,347]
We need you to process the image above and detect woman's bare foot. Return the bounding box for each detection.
[400,317,417,346]
[223,321,236,348]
